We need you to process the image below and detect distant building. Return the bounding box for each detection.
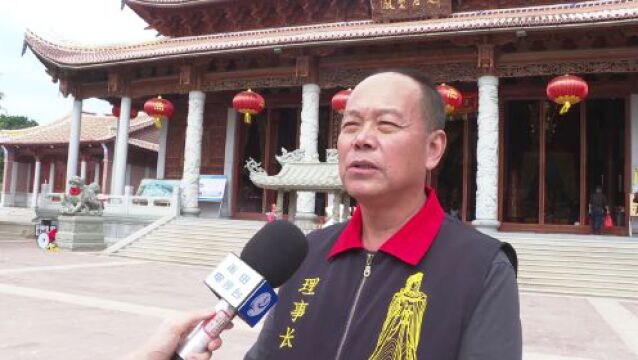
[0,113,158,207]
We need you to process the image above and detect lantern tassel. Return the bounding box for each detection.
[559,102,571,115]
[244,113,252,125]
[154,117,162,128]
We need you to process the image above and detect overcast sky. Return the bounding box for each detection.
[0,0,157,124]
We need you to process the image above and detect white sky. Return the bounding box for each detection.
[0,0,156,124]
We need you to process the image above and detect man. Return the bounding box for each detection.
[589,185,609,234]
[244,70,522,359]
[133,70,521,359]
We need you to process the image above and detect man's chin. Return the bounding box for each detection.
[344,184,384,202]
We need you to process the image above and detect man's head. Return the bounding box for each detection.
[337,70,447,204]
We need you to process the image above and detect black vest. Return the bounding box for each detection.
[261,216,505,360]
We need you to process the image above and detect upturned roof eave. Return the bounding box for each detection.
[24,0,638,70]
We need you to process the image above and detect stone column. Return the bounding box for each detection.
[296,83,320,222]
[80,158,87,181]
[631,95,638,193]
[101,144,110,194]
[181,90,206,217]
[94,162,100,185]
[473,75,500,232]
[156,118,169,179]
[111,96,132,195]
[222,108,238,217]
[48,161,56,192]
[31,157,41,208]
[1,146,13,207]
[65,99,82,191]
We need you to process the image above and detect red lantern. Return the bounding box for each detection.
[331,89,352,114]
[111,105,139,120]
[437,84,463,117]
[546,75,589,115]
[144,96,175,128]
[233,89,265,124]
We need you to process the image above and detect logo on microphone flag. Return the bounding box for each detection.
[238,281,278,327]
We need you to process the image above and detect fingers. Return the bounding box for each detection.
[186,352,212,360]
[167,310,216,335]
[208,337,222,352]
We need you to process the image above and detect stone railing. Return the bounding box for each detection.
[39,186,181,218]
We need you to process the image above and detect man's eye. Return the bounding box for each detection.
[378,122,400,131]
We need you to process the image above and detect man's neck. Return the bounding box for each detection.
[359,189,427,252]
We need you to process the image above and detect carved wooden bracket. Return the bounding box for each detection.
[477,44,495,74]
[107,71,128,96]
[59,78,81,99]
[296,56,318,83]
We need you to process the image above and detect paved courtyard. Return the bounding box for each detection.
[1,238,637,360]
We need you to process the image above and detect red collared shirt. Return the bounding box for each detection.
[328,187,445,266]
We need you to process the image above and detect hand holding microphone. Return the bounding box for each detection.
[172,220,308,360]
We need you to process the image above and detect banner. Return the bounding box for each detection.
[199,175,227,202]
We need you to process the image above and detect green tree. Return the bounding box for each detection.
[0,114,39,184]
[0,115,38,129]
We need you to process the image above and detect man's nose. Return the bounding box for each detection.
[353,124,377,150]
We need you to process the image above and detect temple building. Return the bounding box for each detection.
[0,113,159,207]
[21,0,638,234]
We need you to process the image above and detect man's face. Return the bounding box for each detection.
[337,73,444,203]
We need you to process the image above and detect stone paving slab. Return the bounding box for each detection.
[1,240,638,360]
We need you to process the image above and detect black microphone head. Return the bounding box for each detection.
[240,220,308,288]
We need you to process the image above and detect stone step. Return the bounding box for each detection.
[114,252,213,267]
[127,241,243,255]
[518,273,638,289]
[511,243,638,253]
[519,254,638,266]
[138,234,251,243]
[133,239,248,251]
[520,262,638,274]
[518,276,638,293]
[170,220,263,229]
[151,230,255,240]
[518,285,638,300]
[515,251,638,261]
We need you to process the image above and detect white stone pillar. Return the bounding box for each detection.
[630,94,638,193]
[1,146,13,207]
[31,157,41,208]
[156,118,169,179]
[222,108,238,217]
[101,144,109,194]
[48,161,56,192]
[111,96,132,195]
[65,99,82,191]
[181,90,206,216]
[80,159,87,181]
[93,162,100,185]
[473,75,500,231]
[297,83,321,218]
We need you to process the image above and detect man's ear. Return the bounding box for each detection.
[424,129,447,171]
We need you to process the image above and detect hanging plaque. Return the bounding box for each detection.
[370,0,452,22]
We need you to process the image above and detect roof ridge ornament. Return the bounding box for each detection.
[276,148,308,165]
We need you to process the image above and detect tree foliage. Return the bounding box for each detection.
[0,115,38,129]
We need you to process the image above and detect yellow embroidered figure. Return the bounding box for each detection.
[298,278,320,295]
[279,327,296,349]
[290,300,309,322]
[382,0,395,9]
[369,272,427,360]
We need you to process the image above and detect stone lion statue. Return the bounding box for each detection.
[61,176,104,216]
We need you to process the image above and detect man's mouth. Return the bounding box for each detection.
[349,160,378,170]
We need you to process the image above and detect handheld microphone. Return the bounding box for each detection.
[174,220,308,359]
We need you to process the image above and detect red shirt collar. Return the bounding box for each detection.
[327,187,445,266]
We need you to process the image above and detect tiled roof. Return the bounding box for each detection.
[247,149,343,191]
[0,113,157,148]
[128,138,159,152]
[24,0,638,68]
[249,162,343,191]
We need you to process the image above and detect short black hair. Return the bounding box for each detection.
[371,69,446,131]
